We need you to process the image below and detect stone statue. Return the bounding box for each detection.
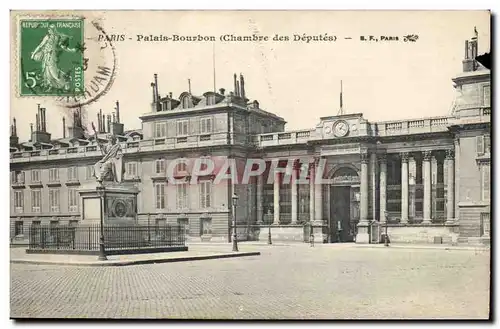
[92,122,124,184]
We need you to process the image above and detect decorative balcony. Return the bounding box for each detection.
[376,116,451,137]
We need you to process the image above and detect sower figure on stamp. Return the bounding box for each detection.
[30,24,77,92]
[91,122,124,184]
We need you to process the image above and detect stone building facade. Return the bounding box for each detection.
[10,35,490,244]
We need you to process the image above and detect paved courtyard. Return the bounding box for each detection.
[10,244,490,319]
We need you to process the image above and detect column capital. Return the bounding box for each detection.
[422,150,432,161]
[400,152,410,163]
[445,149,455,160]
[360,152,369,164]
[378,153,387,164]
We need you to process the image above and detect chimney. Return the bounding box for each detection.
[62,117,66,138]
[151,82,156,103]
[10,118,19,147]
[465,40,469,59]
[107,115,111,133]
[112,112,116,123]
[37,104,41,130]
[219,88,225,95]
[169,92,173,98]
[236,80,240,98]
[41,108,46,132]
[30,123,33,135]
[233,73,238,96]
[240,74,246,99]
[154,74,159,101]
[97,111,102,133]
[115,100,120,124]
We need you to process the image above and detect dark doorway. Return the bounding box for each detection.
[330,186,353,242]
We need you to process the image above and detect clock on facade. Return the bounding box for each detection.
[333,120,349,137]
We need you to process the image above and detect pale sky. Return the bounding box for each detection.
[10,10,491,142]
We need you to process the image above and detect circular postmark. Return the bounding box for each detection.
[54,19,118,109]
[18,15,117,109]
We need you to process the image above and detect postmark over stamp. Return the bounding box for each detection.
[20,18,84,96]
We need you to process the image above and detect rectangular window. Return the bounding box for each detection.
[11,171,25,184]
[126,162,138,177]
[483,85,490,107]
[177,120,189,136]
[177,161,187,173]
[155,159,165,175]
[49,189,60,212]
[68,188,79,212]
[14,221,23,236]
[484,135,490,154]
[155,183,166,210]
[480,212,490,237]
[200,117,213,134]
[199,180,212,209]
[14,190,24,213]
[177,218,189,235]
[200,218,212,236]
[49,220,59,235]
[176,183,188,209]
[482,164,490,201]
[86,166,94,180]
[31,190,41,212]
[31,170,41,183]
[155,122,167,138]
[67,167,78,181]
[49,168,59,182]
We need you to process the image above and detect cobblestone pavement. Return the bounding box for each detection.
[10,244,490,319]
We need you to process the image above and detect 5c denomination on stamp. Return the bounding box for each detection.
[20,19,84,96]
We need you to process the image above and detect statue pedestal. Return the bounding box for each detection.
[78,182,141,248]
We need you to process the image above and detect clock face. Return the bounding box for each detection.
[333,120,349,137]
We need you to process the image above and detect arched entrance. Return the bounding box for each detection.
[328,166,360,243]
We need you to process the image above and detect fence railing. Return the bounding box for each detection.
[28,224,186,251]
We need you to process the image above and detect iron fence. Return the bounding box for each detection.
[28,224,186,251]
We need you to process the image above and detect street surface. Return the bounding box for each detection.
[10,244,490,319]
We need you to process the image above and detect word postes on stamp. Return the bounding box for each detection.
[20,19,84,96]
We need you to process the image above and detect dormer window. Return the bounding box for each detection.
[207,95,216,106]
[182,96,190,109]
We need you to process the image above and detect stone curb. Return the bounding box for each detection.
[10,251,261,267]
[352,244,490,252]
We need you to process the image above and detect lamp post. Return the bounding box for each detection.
[232,193,239,252]
[96,186,108,261]
[267,223,272,245]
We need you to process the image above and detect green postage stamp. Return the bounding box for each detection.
[19,19,84,96]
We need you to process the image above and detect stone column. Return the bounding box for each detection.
[370,153,378,221]
[379,155,387,223]
[454,137,460,222]
[309,160,315,222]
[422,150,432,224]
[256,174,264,224]
[356,153,370,243]
[446,150,455,223]
[291,164,298,224]
[400,152,409,224]
[273,170,280,225]
[314,158,323,223]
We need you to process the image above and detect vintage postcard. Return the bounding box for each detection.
[9,10,491,320]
